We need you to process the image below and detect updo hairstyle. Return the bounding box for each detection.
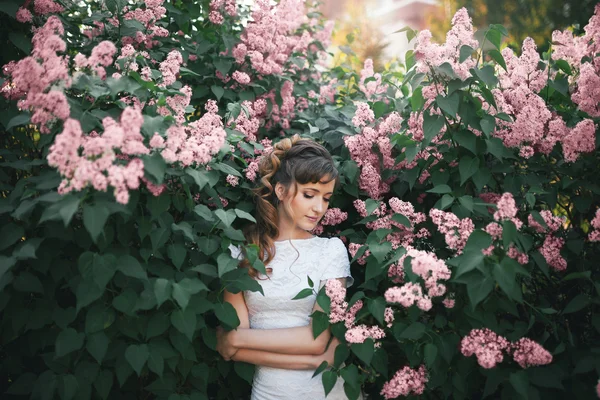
[240,134,339,277]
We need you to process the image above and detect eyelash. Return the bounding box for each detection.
[304,194,330,202]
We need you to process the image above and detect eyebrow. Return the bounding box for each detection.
[304,187,333,195]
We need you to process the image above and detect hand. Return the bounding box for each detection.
[216,326,239,361]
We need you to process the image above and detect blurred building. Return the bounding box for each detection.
[320,0,439,61]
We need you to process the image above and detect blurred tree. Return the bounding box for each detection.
[328,0,389,72]
[426,0,597,52]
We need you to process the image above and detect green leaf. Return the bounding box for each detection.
[502,220,518,249]
[6,113,31,131]
[194,204,214,221]
[171,308,196,341]
[117,255,148,280]
[367,297,386,326]
[436,92,460,118]
[424,343,438,366]
[217,252,239,277]
[562,294,590,314]
[399,322,426,340]
[427,184,452,194]
[472,65,498,87]
[167,243,186,269]
[372,101,387,119]
[86,332,109,364]
[234,362,255,385]
[154,278,171,308]
[147,350,164,378]
[146,313,170,339]
[465,272,494,308]
[486,27,503,50]
[83,204,110,243]
[488,49,507,71]
[459,195,474,212]
[13,271,44,293]
[334,344,350,369]
[143,152,166,184]
[459,156,479,185]
[493,261,522,302]
[322,370,338,396]
[391,213,411,227]
[60,374,79,400]
[212,162,242,177]
[453,251,485,279]
[351,339,374,365]
[311,310,329,339]
[234,209,256,223]
[214,301,240,329]
[55,328,85,358]
[312,361,329,378]
[292,288,314,300]
[76,280,104,313]
[9,32,31,54]
[112,288,137,316]
[125,344,149,376]
[94,370,112,400]
[459,45,475,62]
[213,59,233,76]
[0,223,24,251]
[423,112,444,144]
[509,371,529,398]
[211,85,224,101]
[464,230,492,253]
[368,241,391,264]
[215,209,236,228]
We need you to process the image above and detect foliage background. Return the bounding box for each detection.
[0,0,599,399]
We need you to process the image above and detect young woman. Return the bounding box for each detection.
[216,134,355,399]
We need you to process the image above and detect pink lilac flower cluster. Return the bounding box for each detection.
[461,329,553,369]
[231,0,308,76]
[385,282,432,311]
[226,175,239,187]
[159,50,183,87]
[348,242,370,266]
[493,193,523,229]
[485,31,597,161]
[229,99,267,142]
[32,0,64,15]
[3,16,70,133]
[344,111,403,199]
[325,280,387,346]
[539,235,567,271]
[345,324,386,345]
[414,8,479,80]
[460,328,510,369]
[262,81,296,130]
[429,209,475,253]
[47,107,150,204]
[553,5,600,117]
[325,279,347,324]
[589,209,600,242]
[528,210,564,233]
[16,7,33,23]
[359,59,388,100]
[121,0,168,49]
[351,102,375,128]
[511,338,553,368]
[160,100,226,166]
[208,0,237,25]
[73,41,118,80]
[380,365,428,399]
[320,208,348,226]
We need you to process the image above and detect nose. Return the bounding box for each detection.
[313,199,323,213]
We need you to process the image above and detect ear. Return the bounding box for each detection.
[274,182,285,201]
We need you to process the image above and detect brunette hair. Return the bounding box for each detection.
[240,134,339,277]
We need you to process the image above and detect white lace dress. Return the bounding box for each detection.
[229,236,353,400]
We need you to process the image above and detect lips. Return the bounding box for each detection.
[306,216,318,222]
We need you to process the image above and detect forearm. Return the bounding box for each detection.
[231,325,330,355]
[232,348,319,370]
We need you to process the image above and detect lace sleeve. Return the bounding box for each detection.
[319,237,354,287]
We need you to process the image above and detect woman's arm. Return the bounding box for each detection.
[220,278,346,356]
[230,337,340,370]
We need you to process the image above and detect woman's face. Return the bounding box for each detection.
[276,179,335,232]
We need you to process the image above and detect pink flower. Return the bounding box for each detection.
[320,208,348,226]
[226,174,239,187]
[430,209,474,253]
[16,7,33,23]
[33,0,64,15]
[232,70,251,85]
[460,328,510,369]
[510,338,552,368]
[381,365,428,399]
[345,324,386,344]
[352,102,375,128]
[539,235,567,271]
[325,279,347,324]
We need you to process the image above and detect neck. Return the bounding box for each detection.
[275,212,312,241]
